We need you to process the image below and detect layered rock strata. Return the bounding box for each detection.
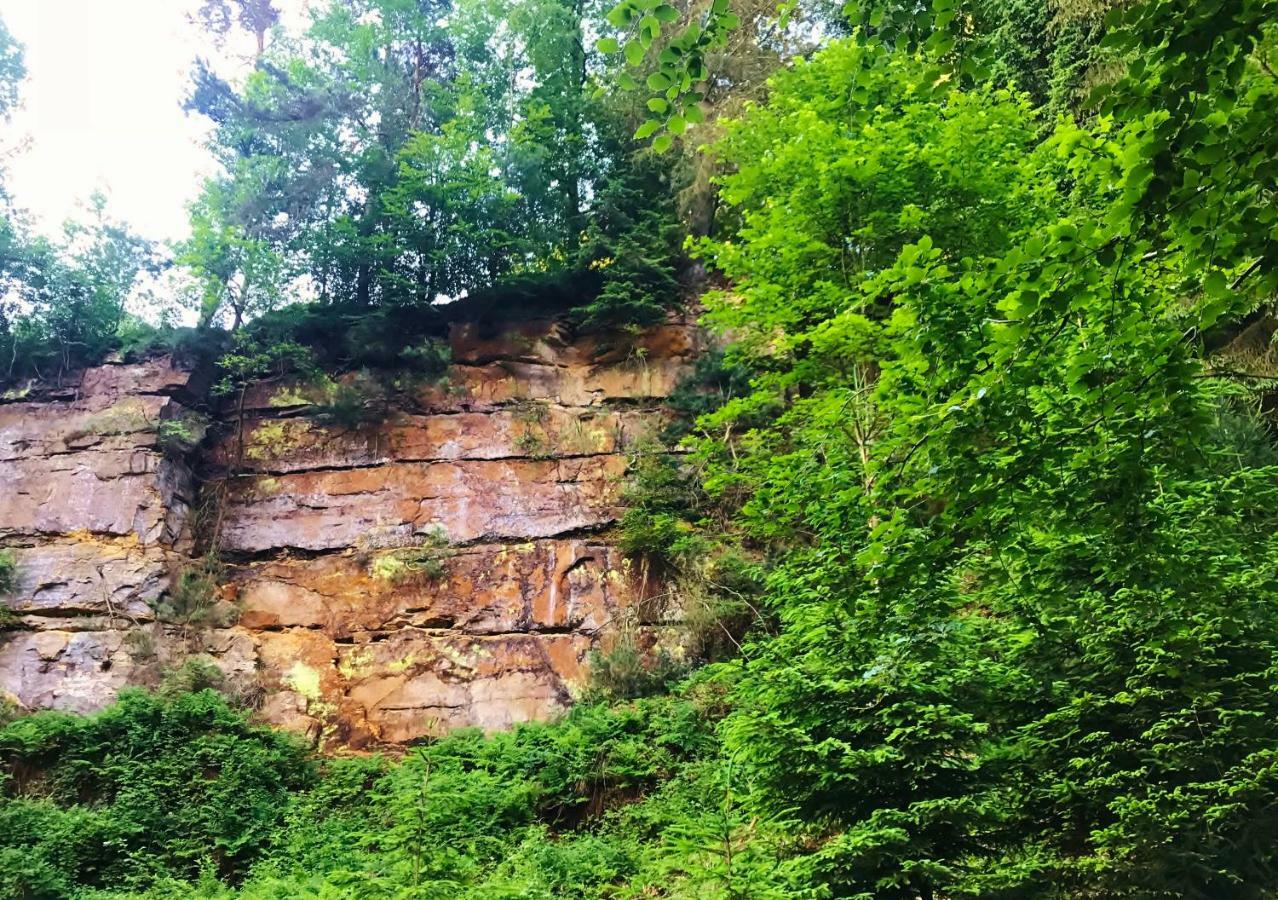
[0,316,696,747]
[0,358,201,713]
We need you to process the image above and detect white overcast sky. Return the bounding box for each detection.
[0,0,314,243]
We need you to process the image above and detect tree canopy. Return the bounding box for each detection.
[177,0,686,329]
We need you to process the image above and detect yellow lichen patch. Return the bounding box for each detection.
[605,568,628,585]
[369,553,410,581]
[440,643,479,669]
[387,653,417,674]
[74,398,152,439]
[267,385,311,408]
[64,529,141,550]
[338,647,375,680]
[561,416,610,455]
[246,419,314,462]
[255,477,281,496]
[287,662,322,701]
[308,699,337,718]
[493,542,535,565]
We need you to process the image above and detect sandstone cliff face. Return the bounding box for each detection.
[0,316,697,747]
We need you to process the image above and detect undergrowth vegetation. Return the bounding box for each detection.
[0,676,749,899]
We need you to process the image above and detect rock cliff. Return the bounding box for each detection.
[0,315,698,748]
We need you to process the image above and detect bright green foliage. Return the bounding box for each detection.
[0,549,15,596]
[4,2,1278,898]
[0,23,169,383]
[182,0,685,328]
[0,195,160,382]
[598,0,730,151]
[674,6,1278,893]
[841,0,1113,113]
[1097,1,1278,304]
[177,182,284,331]
[0,690,313,896]
[0,680,772,899]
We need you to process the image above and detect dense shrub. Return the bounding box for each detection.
[0,548,16,595]
[0,678,749,898]
[0,690,313,894]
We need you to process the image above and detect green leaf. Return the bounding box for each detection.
[647,97,669,113]
[647,72,672,91]
[667,114,687,134]
[595,37,620,54]
[634,119,662,139]
[605,2,632,28]
[654,4,680,23]
[625,40,645,67]
[652,133,673,153]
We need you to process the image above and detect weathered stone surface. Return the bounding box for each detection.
[216,406,662,473]
[0,629,142,713]
[232,539,637,636]
[239,319,701,415]
[447,318,701,367]
[0,356,192,409]
[219,455,629,552]
[0,356,197,545]
[0,357,201,713]
[425,358,687,409]
[240,359,686,414]
[0,451,179,540]
[0,325,692,747]
[0,395,166,462]
[2,535,172,626]
[331,631,592,744]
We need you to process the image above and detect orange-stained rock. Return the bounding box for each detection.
[1,535,175,627]
[0,322,696,747]
[231,539,640,637]
[218,455,629,552]
[0,356,197,545]
[214,406,662,473]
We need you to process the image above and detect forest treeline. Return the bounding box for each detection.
[4,0,1278,897]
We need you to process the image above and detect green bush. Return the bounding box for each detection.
[0,549,17,630]
[0,679,739,898]
[0,690,313,893]
[307,370,389,430]
[154,556,233,628]
[155,411,211,455]
[0,548,16,595]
